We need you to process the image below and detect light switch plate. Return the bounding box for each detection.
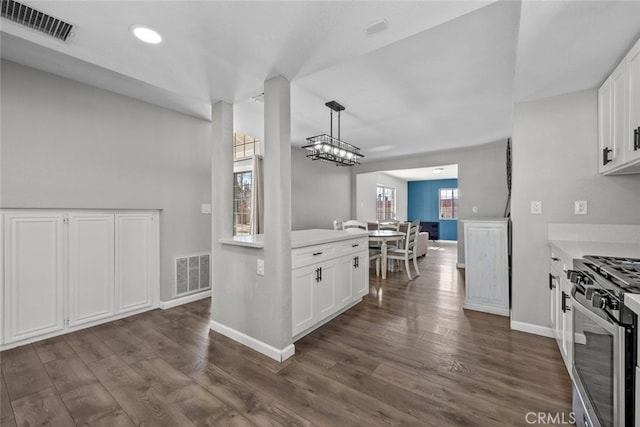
[530,201,542,215]
[257,259,265,276]
[575,200,588,215]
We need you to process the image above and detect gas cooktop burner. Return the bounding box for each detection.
[583,255,640,290]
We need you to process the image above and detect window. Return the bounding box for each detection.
[439,188,458,220]
[234,132,261,160]
[376,185,396,220]
[233,171,252,235]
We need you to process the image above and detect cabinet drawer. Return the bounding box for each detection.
[338,237,368,256]
[292,242,337,269]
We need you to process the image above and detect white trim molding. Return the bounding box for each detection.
[510,320,554,338]
[159,290,211,310]
[210,320,295,362]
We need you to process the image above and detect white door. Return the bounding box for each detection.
[598,75,613,172]
[627,38,640,163]
[4,213,64,342]
[115,213,158,314]
[599,61,628,173]
[68,213,115,327]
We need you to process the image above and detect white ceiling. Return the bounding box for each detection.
[2,1,640,163]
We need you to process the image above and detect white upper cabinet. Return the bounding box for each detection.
[599,60,627,173]
[599,37,640,175]
[626,38,640,166]
[68,213,115,327]
[3,213,65,342]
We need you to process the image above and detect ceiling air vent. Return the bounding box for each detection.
[1,0,75,42]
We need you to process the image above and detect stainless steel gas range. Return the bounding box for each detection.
[569,255,640,427]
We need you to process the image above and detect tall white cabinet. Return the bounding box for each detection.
[463,219,510,316]
[2,210,159,349]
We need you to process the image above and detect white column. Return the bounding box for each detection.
[263,75,293,349]
[210,101,233,318]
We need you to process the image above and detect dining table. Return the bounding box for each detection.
[368,229,405,279]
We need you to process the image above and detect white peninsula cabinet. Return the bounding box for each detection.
[462,219,509,316]
[291,229,369,339]
[1,210,159,349]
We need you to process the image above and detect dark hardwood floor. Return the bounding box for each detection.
[1,242,572,426]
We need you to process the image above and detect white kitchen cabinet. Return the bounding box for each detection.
[598,60,627,173]
[115,213,158,314]
[291,233,368,339]
[68,213,115,327]
[599,36,640,175]
[462,219,509,316]
[626,38,640,166]
[1,209,159,349]
[3,212,65,343]
[549,246,573,375]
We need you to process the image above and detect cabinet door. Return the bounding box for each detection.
[313,262,336,320]
[599,61,627,173]
[68,213,115,327]
[115,213,158,314]
[560,283,573,373]
[352,250,369,299]
[627,38,640,164]
[463,221,509,316]
[335,256,355,309]
[4,213,64,342]
[292,265,316,337]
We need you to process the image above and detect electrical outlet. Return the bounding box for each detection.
[201,203,211,214]
[575,200,588,215]
[530,201,542,215]
[257,259,264,276]
[472,206,478,213]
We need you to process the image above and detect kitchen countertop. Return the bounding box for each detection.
[625,294,640,316]
[548,240,640,261]
[220,228,369,249]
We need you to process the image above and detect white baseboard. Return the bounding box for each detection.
[209,320,295,362]
[510,320,555,338]
[160,290,211,310]
[456,263,465,268]
[463,302,509,317]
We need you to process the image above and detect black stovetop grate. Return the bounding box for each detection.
[583,255,640,290]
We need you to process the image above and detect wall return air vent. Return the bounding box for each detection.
[1,0,75,42]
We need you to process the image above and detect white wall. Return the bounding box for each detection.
[291,148,352,230]
[356,172,408,222]
[511,89,640,328]
[354,140,509,264]
[0,60,212,302]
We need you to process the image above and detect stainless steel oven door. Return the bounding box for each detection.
[572,298,625,427]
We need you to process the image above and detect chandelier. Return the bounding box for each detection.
[302,100,364,166]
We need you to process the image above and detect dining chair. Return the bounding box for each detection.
[333,218,344,230]
[377,219,400,231]
[386,220,420,280]
[369,249,381,276]
[343,220,367,230]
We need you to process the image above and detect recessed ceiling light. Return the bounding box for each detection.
[131,25,162,44]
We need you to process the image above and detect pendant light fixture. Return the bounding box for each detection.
[302,101,364,166]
